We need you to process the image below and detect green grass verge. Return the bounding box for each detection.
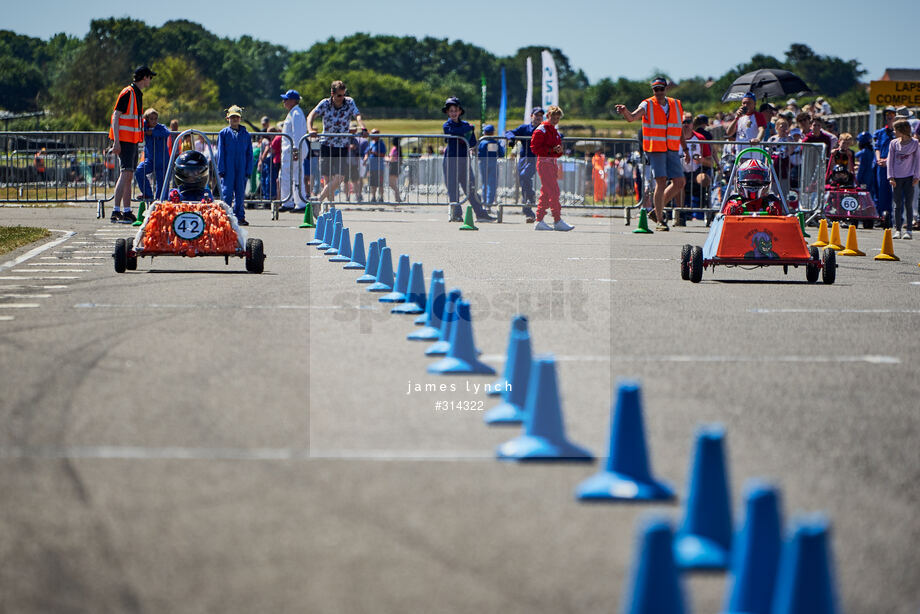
[0,226,51,256]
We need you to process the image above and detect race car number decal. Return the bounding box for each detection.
[840,196,859,212]
[173,212,206,240]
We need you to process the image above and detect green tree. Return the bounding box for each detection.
[143,55,220,121]
[0,56,44,111]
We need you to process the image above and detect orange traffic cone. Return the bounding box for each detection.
[839,225,865,256]
[827,221,844,251]
[874,228,900,261]
[810,219,829,247]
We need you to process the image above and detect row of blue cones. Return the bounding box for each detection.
[308,208,839,614]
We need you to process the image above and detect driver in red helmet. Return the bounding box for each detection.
[721,158,783,216]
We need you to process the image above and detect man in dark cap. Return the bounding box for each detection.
[108,65,155,222]
[442,97,494,222]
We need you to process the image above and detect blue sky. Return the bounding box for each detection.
[7,0,917,87]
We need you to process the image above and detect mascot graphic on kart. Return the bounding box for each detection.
[744,231,779,259]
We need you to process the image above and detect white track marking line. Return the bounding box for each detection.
[751,308,920,314]
[0,285,67,290]
[11,269,87,273]
[26,262,101,266]
[0,276,80,280]
[0,230,75,272]
[481,354,900,365]
[0,294,51,299]
[0,446,493,461]
[0,316,13,321]
[0,303,40,309]
[75,302,313,310]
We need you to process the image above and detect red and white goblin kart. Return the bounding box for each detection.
[113,130,265,274]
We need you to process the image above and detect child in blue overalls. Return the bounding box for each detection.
[477,124,505,208]
[854,131,877,203]
[217,105,253,225]
[442,97,495,223]
[134,108,170,200]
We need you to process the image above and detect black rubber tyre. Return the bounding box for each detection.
[680,244,692,280]
[126,237,137,271]
[246,238,264,274]
[689,246,704,283]
[113,238,126,273]
[863,219,875,230]
[805,246,820,283]
[822,247,836,285]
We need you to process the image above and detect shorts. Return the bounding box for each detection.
[319,144,347,177]
[647,150,683,180]
[368,168,383,187]
[118,141,138,172]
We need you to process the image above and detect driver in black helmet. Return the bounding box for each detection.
[170,150,213,202]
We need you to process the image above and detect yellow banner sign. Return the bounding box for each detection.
[869,80,920,106]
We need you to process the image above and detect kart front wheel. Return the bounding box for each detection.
[680,244,692,280]
[822,248,836,285]
[246,238,265,274]
[806,246,820,283]
[689,246,704,283]
[113,238,126,273]
[126,237,137,271]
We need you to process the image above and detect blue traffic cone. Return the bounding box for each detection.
[575,381,674,501]
[324,222,343,256]
[487,315,529,397]
[413,269,444,327]
[368,246,394,292]
[425,288,461,356]
[392,262,426,314]
[771,515,839,614]
[329,227,353,262]
[428,300,495,375]
[357,240,379,283]
[307,213,326,245]
[483,317,532,425]
[380,254,410,302]
[316,214,334,250]
[723,481,783,614]
[674,424,733,570]
[332,207,343,228]
[376,237,386,250]
[622,516,687,614]
[344,232,366,270]
[409,276,445,340]
[496,355,593,461]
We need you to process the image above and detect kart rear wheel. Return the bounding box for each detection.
[126,237,137,271]
[113,238,126,273]
[822,247,836,285]
[689,246,704,283]
[863,219,874,230]
[805,246,820,283]
[680,244,692,280]
[246,238,264,274]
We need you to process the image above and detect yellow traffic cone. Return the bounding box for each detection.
[827,221,844,251]
[874,228,900,261]
[839,225,865,256]
[810,219,829,247]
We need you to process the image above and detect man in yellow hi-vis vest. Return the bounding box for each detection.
[108,65,155,223]
[616,77,690,231]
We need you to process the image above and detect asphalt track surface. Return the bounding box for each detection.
[1,202,918,613]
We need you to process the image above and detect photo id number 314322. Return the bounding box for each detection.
[434,400,484,411]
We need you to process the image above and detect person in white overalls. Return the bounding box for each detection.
[279,89,308,211]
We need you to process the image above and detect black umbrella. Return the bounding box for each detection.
[721,69,811,103]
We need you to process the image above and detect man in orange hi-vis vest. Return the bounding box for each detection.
[616,77,690,231]
[108,65,155,223]
[592,148,607,203]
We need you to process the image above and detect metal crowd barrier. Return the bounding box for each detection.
[624,139,827,226]
[1,131,118,204]
[294,133,472,211]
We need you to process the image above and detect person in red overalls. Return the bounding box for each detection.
[531,105,574,231]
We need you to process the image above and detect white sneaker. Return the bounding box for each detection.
[534,220,553,231]
[893,230,901,239]
[554,219,574,231]
[903,230,912,240]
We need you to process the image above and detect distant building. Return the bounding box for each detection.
[880,68,920,81]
